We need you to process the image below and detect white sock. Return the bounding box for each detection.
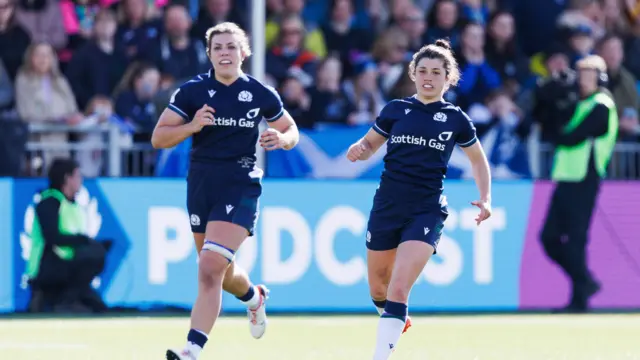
[372,316,406,360]
[184,341,202,359]
[241,286,261,310]
[376,306,384,315]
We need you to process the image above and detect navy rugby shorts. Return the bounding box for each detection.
[366,190,448,253]
[186,161,262,235]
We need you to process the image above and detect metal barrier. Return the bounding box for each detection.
[537,142,640,180]
[24,123,640,179]
[26,123,128,177]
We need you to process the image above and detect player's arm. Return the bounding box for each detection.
[151,99,215,149]
[458,110,492,225]
[462,142,491,203]
[260,109,299,151]
[347,128,387,162]
[151,109,192,149]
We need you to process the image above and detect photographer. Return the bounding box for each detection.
[540,55,619,313]
[25,158,110,313]
[532,44,579,142]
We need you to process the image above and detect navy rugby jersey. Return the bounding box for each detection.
[168,69,284,164]
[372,96,478,202]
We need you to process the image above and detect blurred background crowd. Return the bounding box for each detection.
[1,0,639,179]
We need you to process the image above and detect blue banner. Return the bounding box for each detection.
[7,179,531,312]
[266,125,386,179]
[0,179,13,312]
[266,124,532,179]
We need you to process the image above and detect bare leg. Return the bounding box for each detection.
[372,241,434,360]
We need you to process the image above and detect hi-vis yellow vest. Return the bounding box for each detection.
[551,92,619,182]
[26,189,86,278]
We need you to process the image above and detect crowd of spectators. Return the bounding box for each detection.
[0,0,639,178]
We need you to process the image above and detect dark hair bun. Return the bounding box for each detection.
[434,39,452,51]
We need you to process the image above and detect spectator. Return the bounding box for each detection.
[66,8,128,111]
[601,0,627,34]
[460,0,490,25]
[564,24,596,66]
[426,0,462,49]
[266,13,318,86]
[395,3,428,53]
[597,33,638,119]
[15,42,83,171]
[191,0,245,42]
[485,10,531,98]
[265,0,326,58]
[556,0,604,42]
[114,0,161,60]
[57,0,102,64]
[387,62,415,100]
[309,55,350,126]
[467,89,531,178]
[75,95,113,177]
[370,26,410,96]
[0,0,31,81]
[26,157,108,314]
[0,58,13,110]
[15,0,67,50]
[531,44,576,142]
[511,0,567,56]
[113,62,160,140]
[342,56,385,126]
[280,72,312,129]
[321,0,373,78]
[140,3,208,82]
[618,107,640,142]
[454,21,501,109]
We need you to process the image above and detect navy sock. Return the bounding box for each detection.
[372,299,387,309]
[382,300,407,322]
[236,285,255,302]
[187,329,208,348]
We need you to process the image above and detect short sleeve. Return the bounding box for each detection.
[372,102,395,138]
[167,85,196,121]
[456,110,478,148]
[262,85,284,122]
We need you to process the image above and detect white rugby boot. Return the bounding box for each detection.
[166,349,196,360]
[247,284,269,339]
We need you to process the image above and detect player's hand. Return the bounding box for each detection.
[190,105,216,133]
[260,128,286,151]
[471,200,492,226]
[346,142,367,162]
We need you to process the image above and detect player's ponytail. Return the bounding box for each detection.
[434,39,452,51]
[408,39,460,87]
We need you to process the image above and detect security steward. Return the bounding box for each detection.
[540,55,619,313]
[26,158,109,313]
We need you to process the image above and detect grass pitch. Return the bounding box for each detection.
[0,314,639,360]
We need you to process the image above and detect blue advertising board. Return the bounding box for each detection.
[4,179,533,313]
[0,179,13,312]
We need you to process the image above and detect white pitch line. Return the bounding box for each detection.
[0,342,88,350]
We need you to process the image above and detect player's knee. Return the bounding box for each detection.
[198,252,230,286]
[369,283,388,301]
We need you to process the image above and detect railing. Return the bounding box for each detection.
[26,123,124,177]
[22,123,640,179]
[536,142,640,180]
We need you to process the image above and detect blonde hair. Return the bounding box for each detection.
[18,42,68,91]
[576,55,607,73]
[205,22,252,58]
